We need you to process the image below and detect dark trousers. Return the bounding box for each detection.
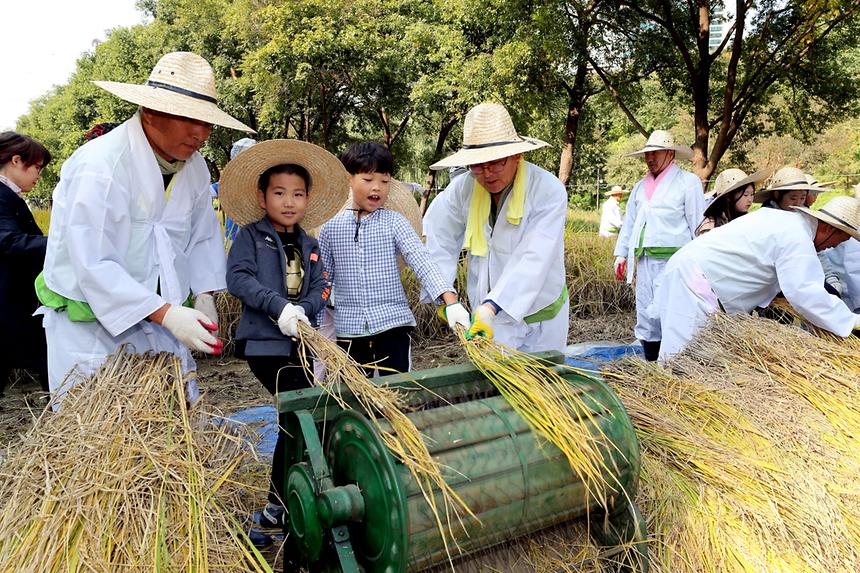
[337,326,413,376]
[246,347,312,506]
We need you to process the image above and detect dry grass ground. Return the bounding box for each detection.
[0,208,636,570]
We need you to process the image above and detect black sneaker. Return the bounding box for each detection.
[259,504,287,529]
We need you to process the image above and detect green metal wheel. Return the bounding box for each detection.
[325,410,409,573]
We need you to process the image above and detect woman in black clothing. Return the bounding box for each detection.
[0,132,52,395]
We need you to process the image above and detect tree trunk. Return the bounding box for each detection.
[419,116,459,215]
[557,62,589,186]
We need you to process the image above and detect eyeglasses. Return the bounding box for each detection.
[468,157,509,175]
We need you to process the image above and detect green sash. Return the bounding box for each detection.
[524,285,568,324]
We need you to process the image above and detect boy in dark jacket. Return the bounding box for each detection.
[221,139,348,531]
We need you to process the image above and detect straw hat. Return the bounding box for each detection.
[703,168,771,214]
[625,130,693,160]
[92,52,254,133]
[383,180,423,234]
[753,166,820,203]
[430,103,549,170]
[794,196,860,241]
[604,185,628,197]
[804,174,836,193]
[218,139,349,228]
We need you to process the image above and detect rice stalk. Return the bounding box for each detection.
[0,351,271,573]
[459,334,623,510]
[296,322,476,567]
[607,313,860,572]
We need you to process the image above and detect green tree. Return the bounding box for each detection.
[592,0,860,181]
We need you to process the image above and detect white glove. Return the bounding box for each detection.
[161,305,221,354]
[854,314,860,331]
[193,293,218,328]
[278,303,310,337]
[443,302,471,332]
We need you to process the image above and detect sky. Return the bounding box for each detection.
[1,1,146,130]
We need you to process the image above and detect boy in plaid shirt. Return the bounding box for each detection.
[319,142,469,373]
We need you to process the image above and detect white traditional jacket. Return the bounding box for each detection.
[598,197,623,237]
[678,208,856,337]
[613,163,704,282]
[826,239,860,312]
[422,162,567,323]
[43,113,226,337]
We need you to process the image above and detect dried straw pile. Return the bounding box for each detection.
[214,291,244,357]
[609,313,860,572]
[0,352,271,572]
[564,227,634,318]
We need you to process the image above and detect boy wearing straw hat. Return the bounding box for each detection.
[613,130,704,361]
[37,52,254,407]
[599,185,627,238]
[319,141,468,374]
[423,103,569,352]
[220,139,348,532]
[654,195,860,360]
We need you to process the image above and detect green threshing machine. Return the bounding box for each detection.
[277,351,648,572]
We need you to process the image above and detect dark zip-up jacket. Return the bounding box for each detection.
[0,181,48,369]
[227,217,327,356]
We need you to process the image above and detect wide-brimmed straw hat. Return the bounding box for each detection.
[93,52,254,133]
[604,185,628,197]
[430,103,549,170]
[625,130,693,160]
[794,196,860,241]
[804,174,836,194]
[753,166,820,203]
[218,139,349,228]
[703,167,771,214]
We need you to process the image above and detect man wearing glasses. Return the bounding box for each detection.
[423,103,569,352]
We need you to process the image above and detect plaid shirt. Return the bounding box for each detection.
[319,208,451,336]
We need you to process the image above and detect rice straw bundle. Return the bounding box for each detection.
[296,323,476,565]
[459,334,621,509]
[608,313,860,572]
[0,351,271,573]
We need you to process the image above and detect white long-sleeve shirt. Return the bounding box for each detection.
[598,197,623,237]
[43,113,226,336]
[614,163,704,282]
[668,208,856,336]
[422,162,567,323]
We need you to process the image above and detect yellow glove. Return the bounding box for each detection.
[466,304,496,340]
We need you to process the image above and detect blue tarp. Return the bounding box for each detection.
[564,343,642,371]
[227,343,643,457]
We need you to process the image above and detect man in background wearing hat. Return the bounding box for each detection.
[599,185,627,238]
[654,195,860,360]
[37,51,254,406]
[613,130,704,361]
[212,137,257,244]
[423,102,568,352]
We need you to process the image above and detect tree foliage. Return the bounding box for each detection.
[13,0,860,203]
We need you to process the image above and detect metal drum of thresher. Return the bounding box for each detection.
[283,364,646,573]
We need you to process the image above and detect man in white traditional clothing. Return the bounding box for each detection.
[37,52,254,407]
[655,195,860,360]
[423,102,568,352]
[613,131,704,361]
[599,185,627,238]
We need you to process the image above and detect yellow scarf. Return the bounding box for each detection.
[462,157,527,256]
